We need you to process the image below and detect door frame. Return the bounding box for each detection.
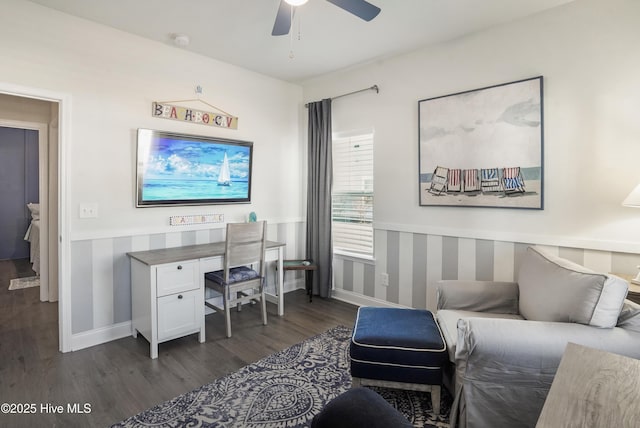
[0,119,49,302]
[0,81,72,353]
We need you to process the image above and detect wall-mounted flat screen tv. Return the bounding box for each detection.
[136,128,253,207]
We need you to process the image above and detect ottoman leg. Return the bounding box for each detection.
[431,385,441,415]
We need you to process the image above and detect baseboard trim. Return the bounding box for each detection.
[71,321,132,351]
[283,278,304,294]
[331,288,408,309]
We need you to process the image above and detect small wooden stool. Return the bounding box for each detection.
[282,259,317,302]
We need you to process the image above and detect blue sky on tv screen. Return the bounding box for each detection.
[144,137,250,181]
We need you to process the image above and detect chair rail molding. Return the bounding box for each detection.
[374,222,640,254]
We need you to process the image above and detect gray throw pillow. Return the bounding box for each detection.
[518,246,628,328]
[617,300,640,333]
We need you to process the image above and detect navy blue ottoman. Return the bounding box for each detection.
[350,307,447,414]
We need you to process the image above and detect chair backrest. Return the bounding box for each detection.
[224,221,267,276]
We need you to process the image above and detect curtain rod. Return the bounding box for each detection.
[304,85,379,108]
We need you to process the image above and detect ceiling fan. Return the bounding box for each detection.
[272,0,381,36]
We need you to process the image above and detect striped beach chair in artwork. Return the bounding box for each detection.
[463,169,480,192]
[502,167,526,193]
[447,169,462,192]
[480,168,502,192]
[429,166,449,195]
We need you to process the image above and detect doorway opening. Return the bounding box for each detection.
[0,87,68,352]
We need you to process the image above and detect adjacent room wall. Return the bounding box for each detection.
[0,127,39,260]
[302,0,640,308]
[1,0,306,348]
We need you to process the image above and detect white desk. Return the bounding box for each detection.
[128,240,285,358]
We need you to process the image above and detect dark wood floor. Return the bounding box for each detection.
[0,259,358,427]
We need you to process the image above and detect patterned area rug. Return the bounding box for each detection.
[8,276,40,290]
[112,326,450,428]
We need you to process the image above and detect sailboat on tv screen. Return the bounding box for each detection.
[217,152,231,186]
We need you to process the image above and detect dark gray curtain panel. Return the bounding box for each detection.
[306,99,333,298]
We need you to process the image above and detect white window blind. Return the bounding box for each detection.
[332,133,374,256]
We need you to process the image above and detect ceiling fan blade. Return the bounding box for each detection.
[272,0,294,36]
[325,0,381,21]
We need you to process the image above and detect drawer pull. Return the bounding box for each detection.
[177,265,183,270]
[178,294,183,299]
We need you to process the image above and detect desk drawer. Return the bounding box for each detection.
[156,261,199,297]
[201,256,223,274]
[157,288,202,341]
[265,246,280,262]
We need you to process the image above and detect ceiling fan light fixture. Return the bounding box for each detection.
[284,0,308,6]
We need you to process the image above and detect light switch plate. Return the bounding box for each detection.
[79,203,98,218]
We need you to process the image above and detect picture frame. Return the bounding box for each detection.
[418,76,544,209]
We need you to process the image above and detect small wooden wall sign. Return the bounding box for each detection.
[152,101,238,130]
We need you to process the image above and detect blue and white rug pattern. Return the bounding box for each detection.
[112,326,450,427]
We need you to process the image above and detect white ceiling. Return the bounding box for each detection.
[27,0,575,84]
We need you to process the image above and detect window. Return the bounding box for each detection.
[332,132,374,256]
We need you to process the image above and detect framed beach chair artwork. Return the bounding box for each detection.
[418,76,544,209]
